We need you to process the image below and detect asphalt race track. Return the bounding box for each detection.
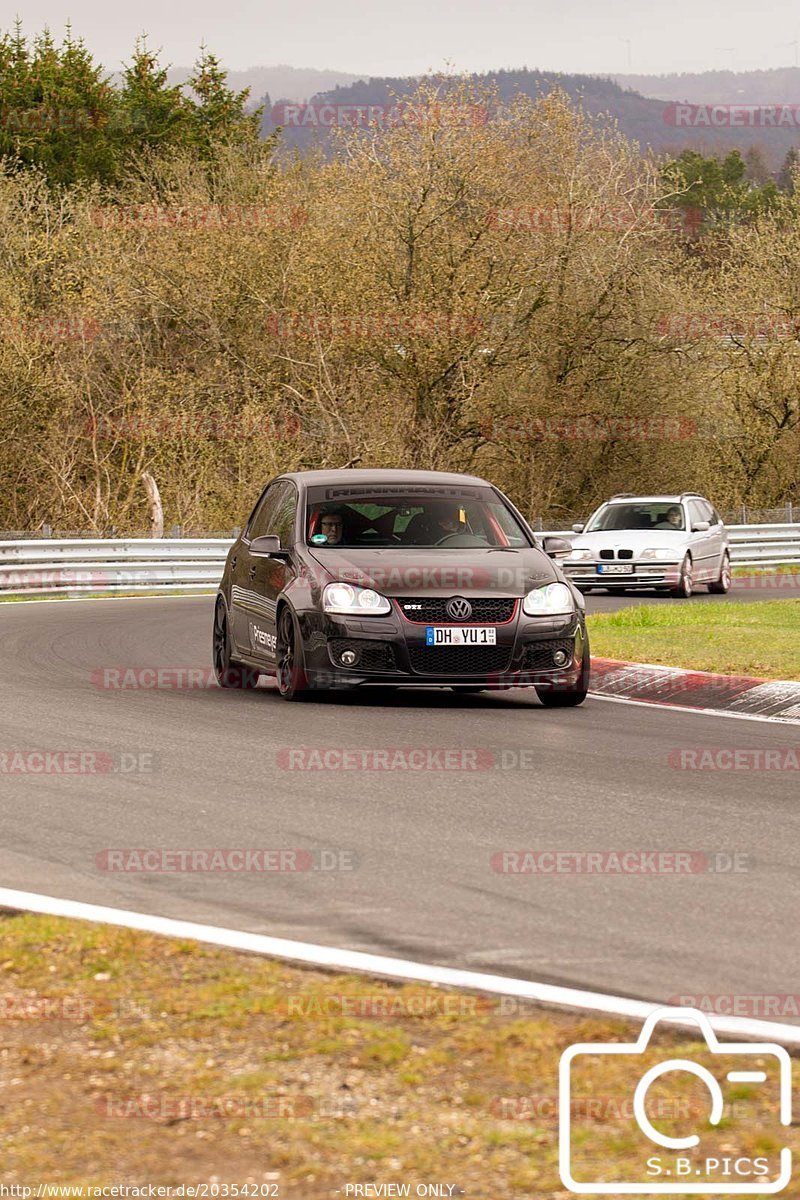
[1,595,798,1018]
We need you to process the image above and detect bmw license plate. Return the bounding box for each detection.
[426,627,497,645]
[597,564,633,575]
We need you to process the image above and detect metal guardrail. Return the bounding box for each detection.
[0,539,232,596]
[0,527,798,597]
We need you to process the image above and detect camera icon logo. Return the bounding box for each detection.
[559,1006,792,1194]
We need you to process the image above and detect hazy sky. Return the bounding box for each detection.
[5,0,800,76]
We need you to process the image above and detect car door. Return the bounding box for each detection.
[687,499,716,582]
[230,481,284,653]
[700,499,725,578]
[244,480,299,666]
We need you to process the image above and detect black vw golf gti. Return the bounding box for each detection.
[213,469,589,705]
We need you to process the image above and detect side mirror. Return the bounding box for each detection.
[692,521,710,532]
[542,535,572,560]
[250,534,287,557]
[572,522,585,533]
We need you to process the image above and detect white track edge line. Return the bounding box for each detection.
[589,692,800,726]
[1,886,798,1046]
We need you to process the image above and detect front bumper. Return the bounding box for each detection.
[562,562,682,589]
[297,601,586,689]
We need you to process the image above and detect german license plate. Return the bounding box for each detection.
[597,564,633,575]
[425,627,497,646]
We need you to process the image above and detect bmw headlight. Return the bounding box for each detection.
[522,582,575,616]
[639,548,681,561]
[567,548,593,561]
[323,582,391,615]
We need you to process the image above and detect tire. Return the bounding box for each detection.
[276,606,310,700]
[213,599,261,689]
[708,551,732,595]
[670,555,694,599]
[535,642,590,708]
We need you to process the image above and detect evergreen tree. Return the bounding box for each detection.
[661,148,780,228]
[187,47,263,157]
[778,147,799,193]
[0,23,117,185]
[115,39,192,150]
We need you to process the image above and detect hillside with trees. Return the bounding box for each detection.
[0,28,798,533]
[260,67,800,170]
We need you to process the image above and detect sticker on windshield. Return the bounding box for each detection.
[311,533,328,544]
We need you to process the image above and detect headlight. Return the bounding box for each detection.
[567,548,593,561]
[639,548,681,561]
[522,582,574,616]
[323,582,391,615]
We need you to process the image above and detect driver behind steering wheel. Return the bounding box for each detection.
[422,500,467,543]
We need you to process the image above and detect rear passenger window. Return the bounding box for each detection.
[272,484,298,547]
[247,485,282,540]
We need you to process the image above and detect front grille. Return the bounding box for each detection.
[408,645,512,675]
[398,598,516,624]
[618,549,634,560]
[523,638,575,671]
[599,549,614,560]
[329,639,396,672]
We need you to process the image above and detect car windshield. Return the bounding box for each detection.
[305,485,530,548]
[586,502,686,532]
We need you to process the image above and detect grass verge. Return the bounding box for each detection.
[732,565,800,575]
[1,913,798,1196]
[587,598,800,680]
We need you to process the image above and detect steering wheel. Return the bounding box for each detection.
[434,533,491,548]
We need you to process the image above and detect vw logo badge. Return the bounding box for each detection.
[446,596,473,621]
